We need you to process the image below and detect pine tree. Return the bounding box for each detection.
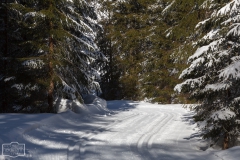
[99,0,160,100]
[96,0,122,100]
[97,0,208,103]
[140,0,175,103]
[119,0,206,103]
[175,0,240,149]
[0,0,104,113]
[110,1,137,99]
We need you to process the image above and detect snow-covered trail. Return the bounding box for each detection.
[80,101,210,160]
[0,100,239,160]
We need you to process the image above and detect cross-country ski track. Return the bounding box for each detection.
[0,100,240,160]
[79,101,209,160]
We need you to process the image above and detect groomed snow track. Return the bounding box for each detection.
[2,100,237,160]
[67,101,212,160]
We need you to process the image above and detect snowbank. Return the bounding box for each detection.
[83,94,109,115]
[56,95,110,115]
[218,146,240,159]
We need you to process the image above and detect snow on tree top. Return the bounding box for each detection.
[217,0,240,16]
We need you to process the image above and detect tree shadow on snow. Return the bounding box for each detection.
[181,112,196,125]
[0,109,121,160]
[107,100,138,111]
[78,140,213,160]
[181,112,209,151]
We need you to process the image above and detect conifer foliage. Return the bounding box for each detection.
[99,0,175,101]
[98,0,152,100]
[0,0,104,113]
[175,0,240,149]
[98,0,206,103]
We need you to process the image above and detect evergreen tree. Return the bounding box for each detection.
[140,0,175,103]
[175,0,240,149]
[146,0,206,103]
[94,0,121,100]
[98,0,206,103]
[0,0,104,113]
[111,0,147,100]
[99,0,159,100]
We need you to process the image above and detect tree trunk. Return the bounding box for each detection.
[47,20,54,113]
[223,132,229,150]
[109,41,113,82]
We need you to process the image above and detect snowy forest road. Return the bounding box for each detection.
[75,101,214,160]
[1,101,234,160]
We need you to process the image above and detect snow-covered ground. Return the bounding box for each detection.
[0,98,239,160]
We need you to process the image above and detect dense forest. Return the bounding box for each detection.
[1,0,240,149]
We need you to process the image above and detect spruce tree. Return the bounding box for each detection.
[175,0,240,149]
[0,0,104,113]
[99,0,206,103]
[99,0,158,100]
[96,1,122,100]
[144,0,206,103]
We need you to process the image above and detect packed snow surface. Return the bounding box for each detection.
[0,99,239,160]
